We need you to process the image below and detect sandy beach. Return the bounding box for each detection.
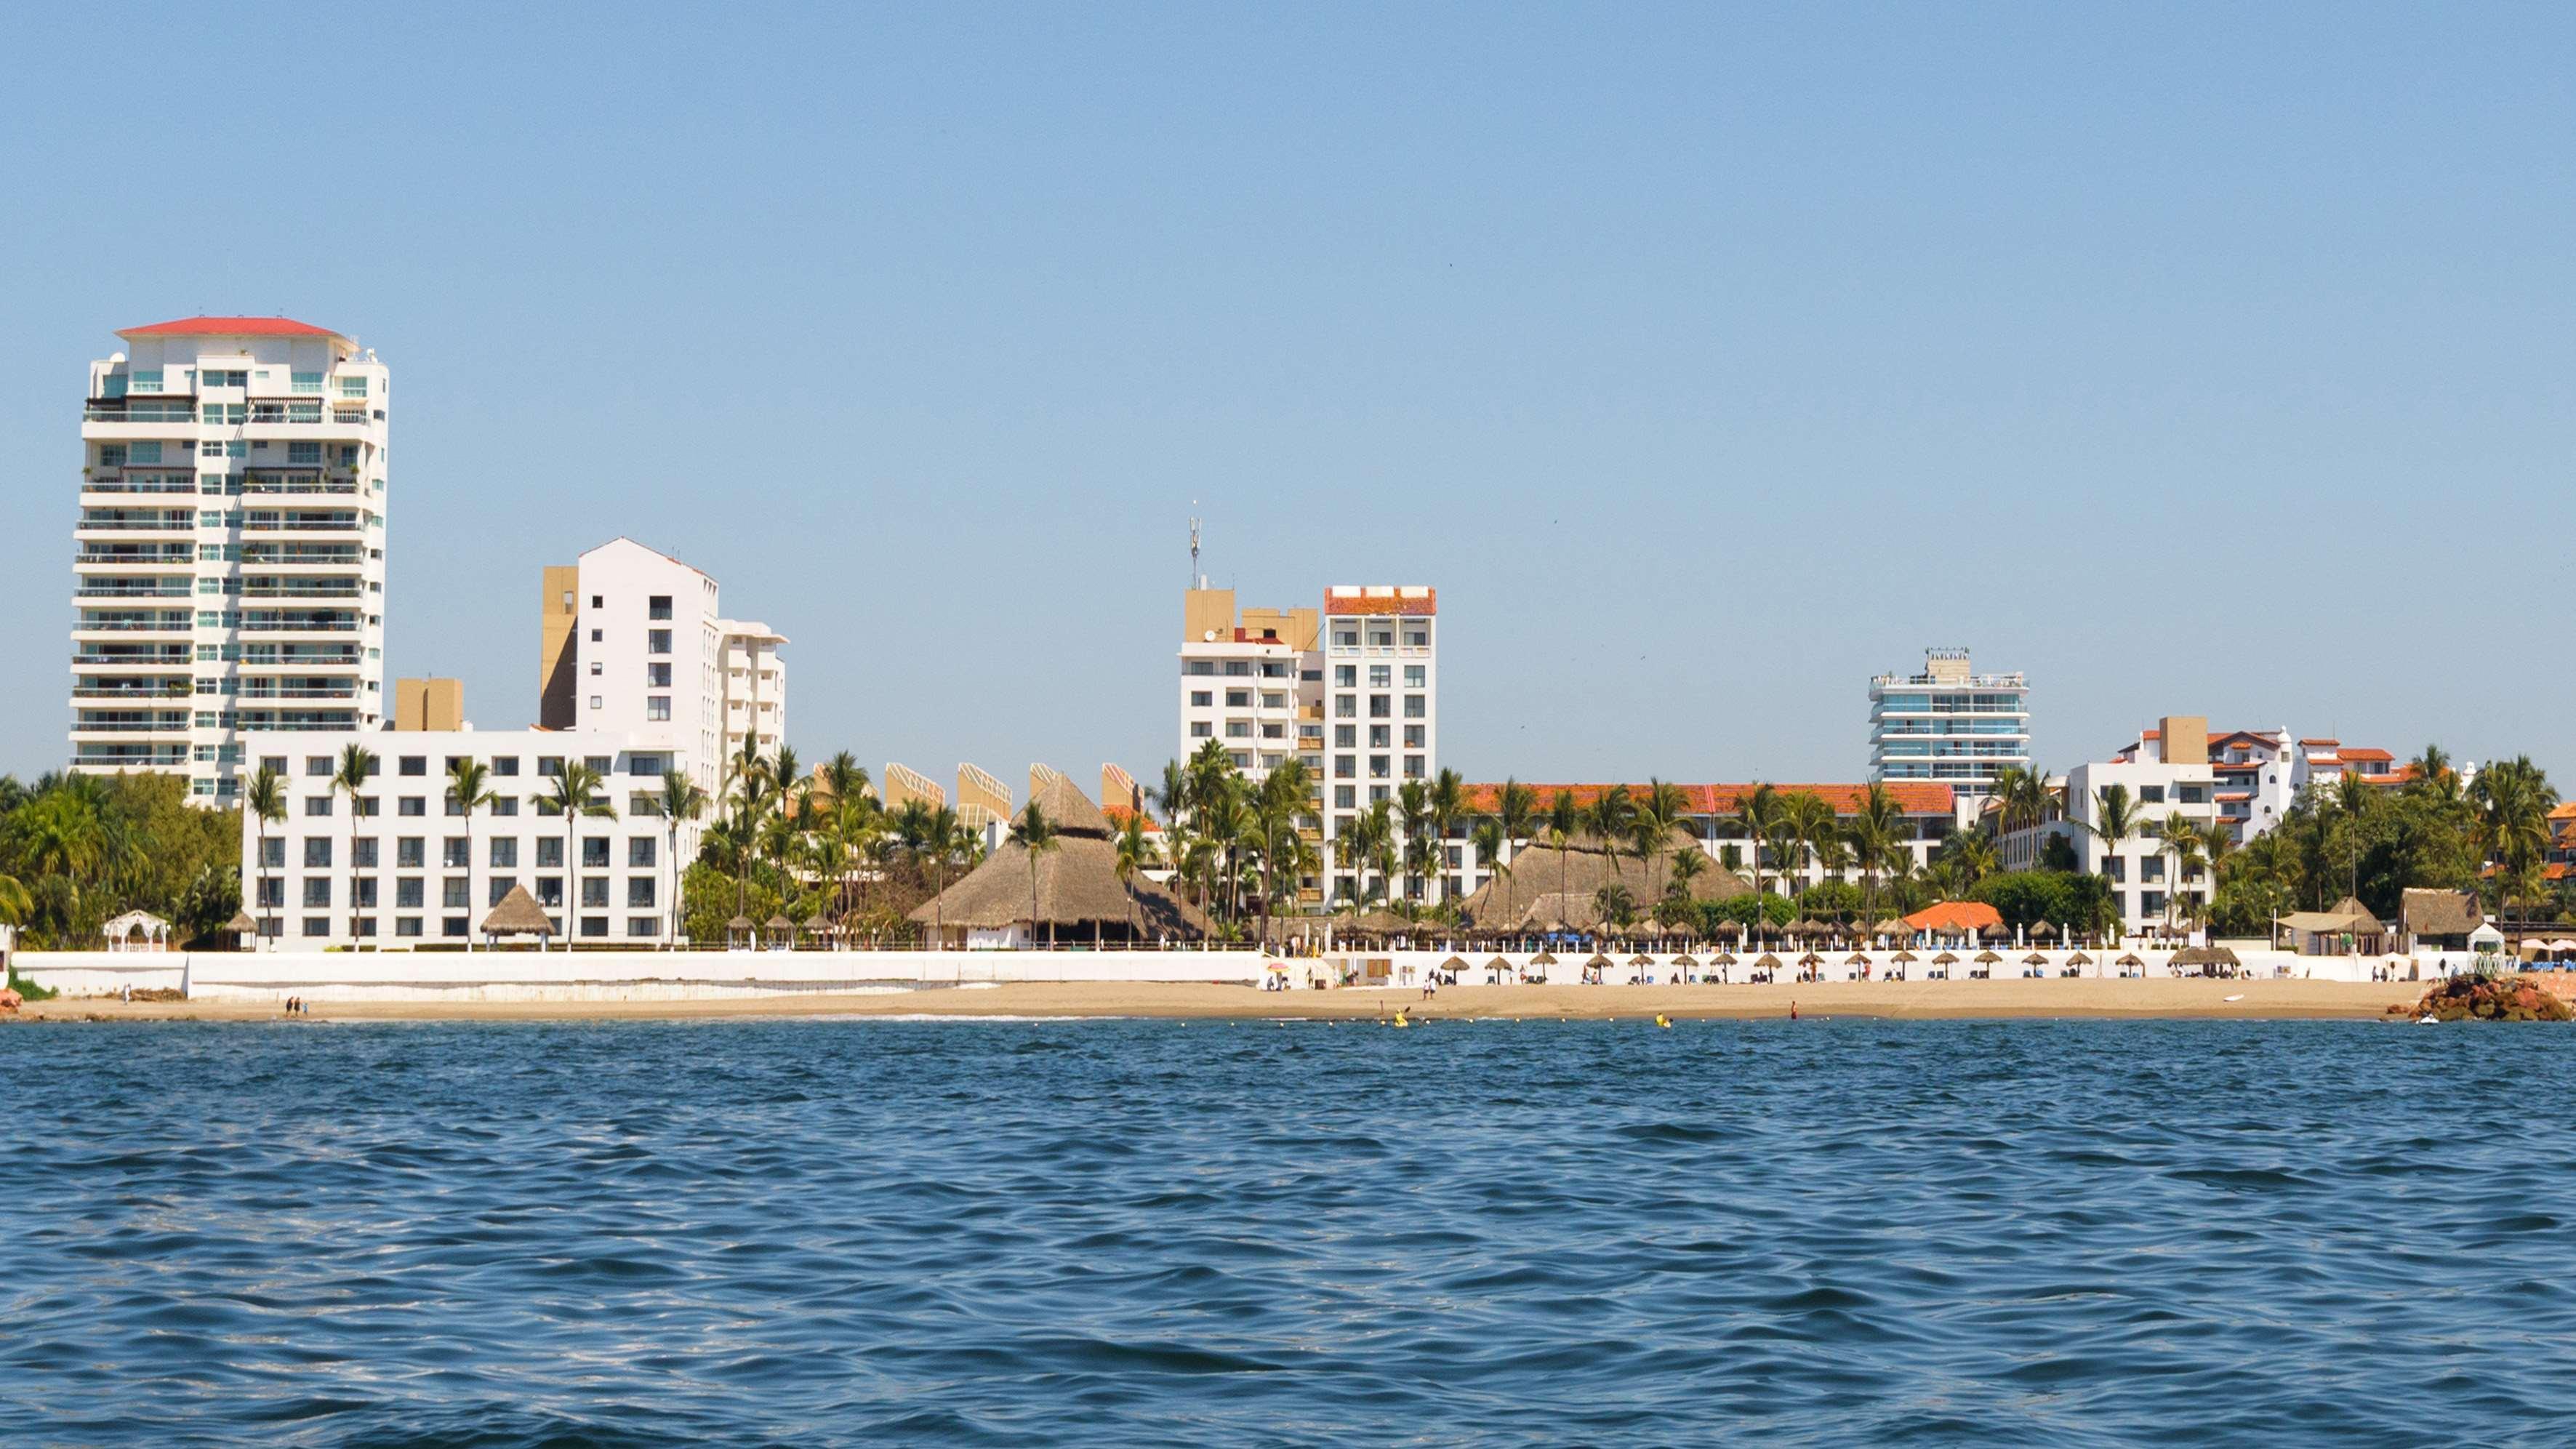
[8,976,2431,1024]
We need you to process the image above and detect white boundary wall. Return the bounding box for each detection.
[10,949,1266,1003]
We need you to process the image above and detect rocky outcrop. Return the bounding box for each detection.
[2390,974,2574,1023]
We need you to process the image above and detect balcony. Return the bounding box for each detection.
[241,616,359,634]
[239,545,360,566]
[82,404,199,423]
[73,683,193,699]
[240,582,360,599]
[71,719,191,735]
[76,583,193,600]
[242,515,361,533]
[239,684,356,700]
[76,516,195,531]
[78,547,194,566]
[240,648,359,667]
[73,649,194,667]
[75,619,193,633]
[81,474,199,496]
[71,749,190,768]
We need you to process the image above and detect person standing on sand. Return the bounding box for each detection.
[1789,1000,1799,1020]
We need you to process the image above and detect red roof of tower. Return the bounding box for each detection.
[117,316,345,341]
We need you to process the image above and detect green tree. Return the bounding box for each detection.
[446,756,497,952]
[1008,801,1062,946]
[1113,809,1160,939]
[332,743,380,947]
[245,763,286,946]
[656,771,710,947]
[544,760,614,944]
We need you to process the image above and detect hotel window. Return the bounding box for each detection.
[396,795,427,818]
[1334,786,1355,808]
[1190,721,1213,738]
[628,917,658,938]
[582,916,611,939]
[1404,627,1427,647]
[1404,695,1426,718]
[305,796,333,818]
[1335,755,1356,779]
[1223,661,1251,676]
[1367,627,1392,647]
[649,630,671,653]
[396,878,424,909]
[1225,722,1252,738]
[353,838,379,869]
[1404,726,1425,748]
[1369,725,1390,748]
[582,878,609,908]
[627,878,657,908]
[259,838,285,869]
[444,879,470,908]
[340,376,368,398]
[1335,665,1357,686]
[1368,696,1391,718]
[354,878,379,908]
[1333,628,1357,648]
[490,838,518,868]
[1184,661,1214,675]
[1261,692,1285,708]
[493,756,520,776]
[1334,726,1356,747]
[1189,691,1212,707]
[1370,755,1390,779]
[303,878,332,907]
[537,878,562,906]
[1335,694,1356,718]
[646,662,672,687]
[1404,665,1425,687]
[398,755,426,776]
[397,838,425,868]
[2138,785,2164,803]
[582,838,610,869]
[648,595,673,620]
[302,918,329,938]
[1225,690,1251,707]
[256,878,284,908]
[306,756,333,776]
[646,697,670,721]
[396,917,423,938]
[287,441,321,464]
[1261,723,1284,739]
[1368,665,1391,687]
[444,838,470,869]
[629,838,657,867]
[489,878,518,907]
[1404,755,1426,779]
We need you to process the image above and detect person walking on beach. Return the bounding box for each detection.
[1789,1000,1799,1020]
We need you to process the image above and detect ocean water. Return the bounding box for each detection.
[4,1016,2571,1445]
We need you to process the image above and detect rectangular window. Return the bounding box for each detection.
[537,838,563,867]
[303,917,329,938]
[1334,785,1356,808]
[304,838,333,869]
[582,838,610,869]
[398,796,425,817]
[396,878,424,909]
[444,878,470,908]
[1189,691,1212,707]
[648,595,673,619]
[302,878,332,907]
[648,629,671,653]
[629,837,657,867]
[1225,690,1251,708]
[397,837,425,868]
[443,838,469,869]
[1369,696,1391,718]
[2139,785,2165,803]
[1368,665,1390,687]
[1404,695,1426,719]
[354,878,379,908]
[1189,721,1213,738]
[646,697,670,721]
[627,877,657,908]
[286,440,321,462]
[582,916,609,939]
[629,917,659,938]
[489,877,518,907]
[490,838,518,868]
[398,755,426,776]
[340,376,368,398]
[581,878,609,908]
[492,757,520,776]
[1404,665,1426,687]
[396,917,423,938]
[256,878,284,907]
[352,838,379,869]
[646,662,671,687]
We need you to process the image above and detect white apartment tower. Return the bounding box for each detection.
[539,538,786,793]
[1320,586,1439,904]
[1179,587,1323,784]
[74,317,390,801]
[1868,648,2029,798]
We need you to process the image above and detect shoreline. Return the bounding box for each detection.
[9,978,2432,1024]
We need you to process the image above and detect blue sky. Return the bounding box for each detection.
[7,4,2569,789]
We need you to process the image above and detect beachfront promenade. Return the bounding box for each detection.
[9,942,2479,1007]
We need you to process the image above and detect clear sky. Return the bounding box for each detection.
[7,4,2569,790]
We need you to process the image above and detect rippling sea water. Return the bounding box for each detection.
[4,1016,2572,1445]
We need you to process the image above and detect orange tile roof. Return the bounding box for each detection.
[1102,804,1163,832]
[2552,802,2576,822]
[1323,588,1436,617]
[119,315,344,340]
[1461,782,1957,816]
[1904,901,2003,932]
[2337,747,2394,763]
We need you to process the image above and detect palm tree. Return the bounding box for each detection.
[2471,755,2558,913]
[446,756,497,952]
[245,763,286,948]
[1546,790,1581,917]
[1252,759,1312,947]
[655,770,709,947]
[922,806,962,947]
[544,760,614,944]
[1781,791,1835,901]
[1427,766,1468,902]
[1586,784,1637,896]
[1395,779,1433,906]
[1733,783,1781,907]
[819,751,870,814]
[1470,817,1505,925]
[1641,778,1689,897]
[2153,810,2204,931]
[332,742,379,947]
[1991,765,2052,837]
[1489,777,1539,921]
[1113,810,1160,940]
[723,741,774,923]
[2086,782,2143,939]
[1665,844,1708,915]
[1008,802,1062,947]
[1846,781,1903,926]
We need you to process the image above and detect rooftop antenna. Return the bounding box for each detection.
[1189,507,1202,591]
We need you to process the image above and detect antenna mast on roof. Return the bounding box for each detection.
[1189,507,1202,591]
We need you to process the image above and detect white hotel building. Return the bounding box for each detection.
[73,317,391,801]
[246,537,780,947]
[1868,649,2029,802]
[1176,583,1439,907]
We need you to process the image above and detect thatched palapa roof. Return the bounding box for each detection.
[1459,831,1746,931]
[481,884,555,936]
[910,774,1211,938]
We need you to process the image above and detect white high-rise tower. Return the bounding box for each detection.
[75,318,390,803]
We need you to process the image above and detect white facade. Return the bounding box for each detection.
[716,619,787,765]
[1320,586,1440,904]
[2010,749,2219,935]
[73,318,391,802]
[554,539,785,793]
[2119,728,2410,844]
[238,727,702,948]
[1179,629,1318,782]
[1868,649,2029,798]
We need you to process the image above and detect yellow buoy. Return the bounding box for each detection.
[1654,1014,1672,1029]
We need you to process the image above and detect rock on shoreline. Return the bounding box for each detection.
[2391,975,2573,1023]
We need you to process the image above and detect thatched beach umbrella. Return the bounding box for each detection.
[1628,952,1654,967]
[481,884,558,947]
[1932,951,1959,966]
[1440,954,1470,974]
[1979,923,2012,944]
[1892,949,1919,963]
[2023,952,2048,967]
[1484,955,1514,978]
[1530,950,1558,966]
[1714,919,1744,939]
[726,914,754,948]
[2066,951,2094,967]
[1712,950,1738,967]
[1974,949,2003,965]
[1847,952,1872,967]
[764,914,795,949]
[2030,920,2058,941]
[1797,950,1824,967]
[2116,952,2146,971]
[1670,952,1699,970]
[223,908,260,950]
[1754,952,1783,974]
[1873,916,1909,939]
